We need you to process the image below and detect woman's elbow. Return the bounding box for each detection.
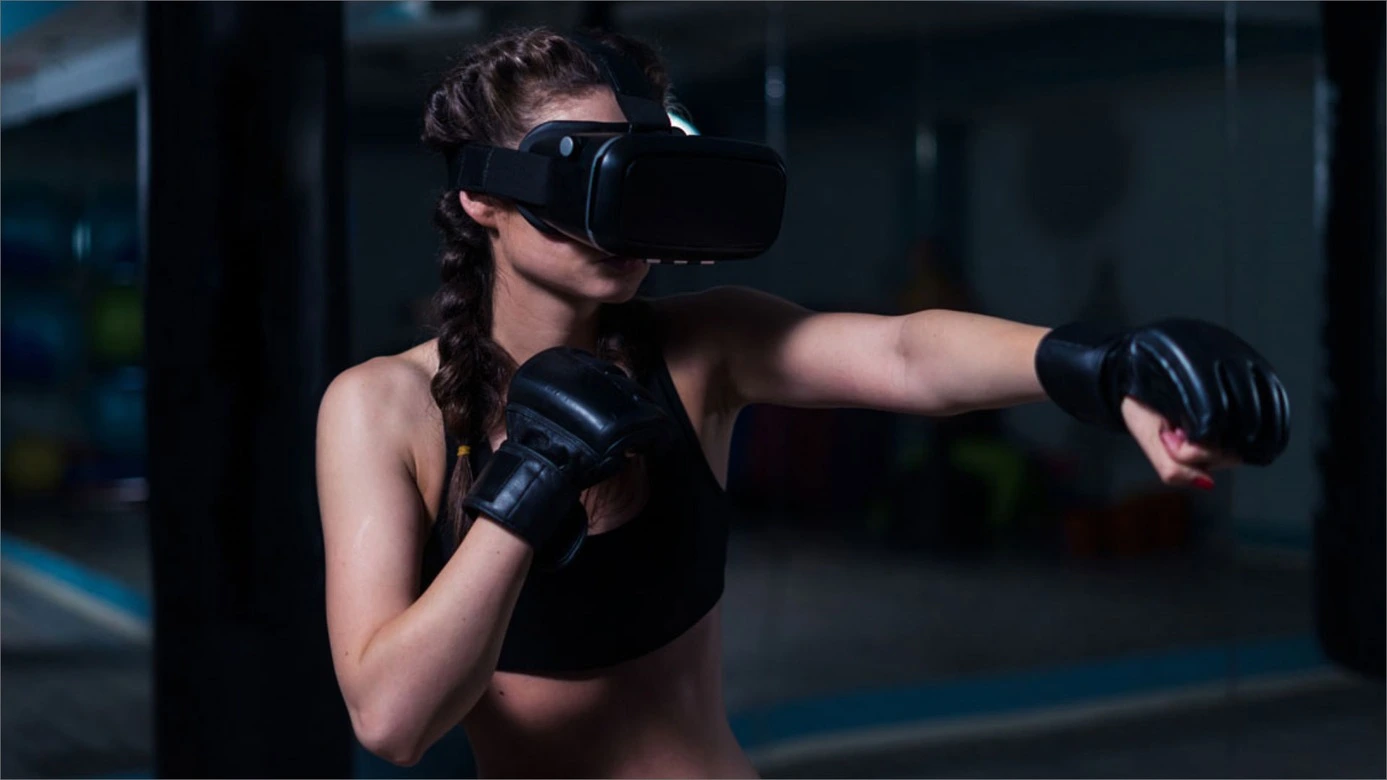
[349,701,427,767]
[340,659,490,766]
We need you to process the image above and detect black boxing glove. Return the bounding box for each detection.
[1035,319,1291,466]
[463,347,674,568]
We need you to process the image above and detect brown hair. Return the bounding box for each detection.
[421,27,670,540]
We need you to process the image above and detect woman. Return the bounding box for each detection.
[316,28,1288,777]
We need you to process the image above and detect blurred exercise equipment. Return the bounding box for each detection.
[1,290,80,384]
[88,286,144,365]
[80,189,141,283]
[3,435,68,495]
[1,184,73,277]
[88,367,147,456]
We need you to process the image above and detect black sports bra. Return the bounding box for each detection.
[420,348,732,673]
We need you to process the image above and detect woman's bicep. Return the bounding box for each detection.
[316,368,431,680]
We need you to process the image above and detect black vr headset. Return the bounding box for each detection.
[445,35,787,264]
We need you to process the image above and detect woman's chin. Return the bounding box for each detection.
[592,283,645,304]
[588,262,649,300]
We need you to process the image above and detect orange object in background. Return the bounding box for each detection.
[1064,491,1192,559]
[1064,507,1106,559]
[1114,491,1192,555]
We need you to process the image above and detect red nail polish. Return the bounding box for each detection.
[1193,476,1215,491]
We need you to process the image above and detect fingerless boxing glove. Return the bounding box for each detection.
[1035,319,1290,466]
[463,347,674,568]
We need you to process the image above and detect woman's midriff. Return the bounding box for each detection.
[463,606,756,779]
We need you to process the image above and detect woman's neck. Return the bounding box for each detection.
[490,273,601,366]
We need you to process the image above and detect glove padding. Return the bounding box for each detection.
[1036,318,1290,466]
[463,347,674,568]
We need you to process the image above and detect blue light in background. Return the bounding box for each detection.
[0,1,71,41]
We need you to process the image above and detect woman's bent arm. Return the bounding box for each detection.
[316,359,531,766]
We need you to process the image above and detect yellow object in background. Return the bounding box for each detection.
[4,436,68,495]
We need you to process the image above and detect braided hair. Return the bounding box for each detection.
[420,27,670,538]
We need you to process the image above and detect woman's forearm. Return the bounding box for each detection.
[345,518,531,765]
[898,309,1051,415]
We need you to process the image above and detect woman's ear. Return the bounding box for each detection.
[459,190,505,230]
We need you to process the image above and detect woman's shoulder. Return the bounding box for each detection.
[649,284,789,318]
[318,341,440,451]
[644,286,788,411]
[648,285,792,351]
[323,341,436,408]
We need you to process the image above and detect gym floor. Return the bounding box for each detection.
[2,507,1382,779]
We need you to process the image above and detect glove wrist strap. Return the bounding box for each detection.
[1035,322,1128,433]
[462,443,588,569]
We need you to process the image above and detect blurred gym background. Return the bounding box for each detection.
[1,1,1382,778]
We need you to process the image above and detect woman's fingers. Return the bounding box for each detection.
[1122,397,1239,490]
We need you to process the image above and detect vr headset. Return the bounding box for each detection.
[445,35,787,263]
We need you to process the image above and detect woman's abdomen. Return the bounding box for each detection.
[463,608,754,778]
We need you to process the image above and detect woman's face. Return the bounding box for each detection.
[476,87,650,305]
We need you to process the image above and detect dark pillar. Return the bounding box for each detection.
[142,2,352,775]
[1314,1,1385,681]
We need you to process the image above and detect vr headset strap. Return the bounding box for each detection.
[568,33,670,129]
[448,145,552,204]
[442,34,667,195]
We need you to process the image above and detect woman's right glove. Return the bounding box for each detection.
[463,347,674,568]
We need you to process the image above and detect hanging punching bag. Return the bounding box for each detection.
[1314,1,1385,681]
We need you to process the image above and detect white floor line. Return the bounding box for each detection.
[2,562,152,643]
[748,667,1353,773]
